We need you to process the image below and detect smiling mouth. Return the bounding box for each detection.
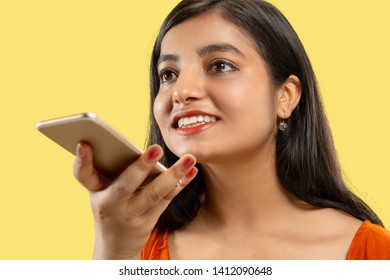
[177,115,217,128]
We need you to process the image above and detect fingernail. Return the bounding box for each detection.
[181,157,195,170]
[77,144,86,159]
[185,167,198,179]
[146,146,160,161]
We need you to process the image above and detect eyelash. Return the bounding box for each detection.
[158,68,178,84]
[158,60,239,84]
[207,60,239,74]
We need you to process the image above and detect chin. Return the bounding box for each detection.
[170,145,209,160]
[177,149,224,165]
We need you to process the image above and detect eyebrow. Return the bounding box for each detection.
[196,43,245,58]
[157,54,179,66]
[157,43,245,66]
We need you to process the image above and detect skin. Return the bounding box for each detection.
[73,143,198,259]
[155,11,291,164]
[74,11,362,260]
[154,12,362,260]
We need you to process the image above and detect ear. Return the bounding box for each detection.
[277,75,302,119]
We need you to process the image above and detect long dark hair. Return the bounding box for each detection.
[147,0,383,230]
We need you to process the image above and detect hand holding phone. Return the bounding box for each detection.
[37,112,198,259]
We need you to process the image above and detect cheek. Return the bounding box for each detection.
[153,94,169,129]
[212,81,275,121]
[224,92,276,143]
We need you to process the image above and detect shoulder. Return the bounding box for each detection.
[141,229,170,260]
[348,220,390,260]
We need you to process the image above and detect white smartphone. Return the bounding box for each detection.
[36,112,166,180]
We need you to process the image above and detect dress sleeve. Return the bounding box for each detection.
[347,220,390,259]
[141,230,170,260]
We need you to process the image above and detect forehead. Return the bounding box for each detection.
[160,11,257,56]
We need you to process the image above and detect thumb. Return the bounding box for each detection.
[73,143,109,192]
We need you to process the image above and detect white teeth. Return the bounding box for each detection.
[178,115,217,128]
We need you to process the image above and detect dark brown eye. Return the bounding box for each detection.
[159,69,178,83]
[209,60,238,73]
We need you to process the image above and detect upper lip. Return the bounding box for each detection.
[171,109,219,128]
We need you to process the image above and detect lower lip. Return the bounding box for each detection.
[175,122,217,136]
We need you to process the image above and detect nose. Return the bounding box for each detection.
[172,68,205,105]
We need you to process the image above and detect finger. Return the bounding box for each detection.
[162,165,198,202]
[73,143,109,192]
[130,166,198,229]
[133,154,197,214]
[108,145,163,200]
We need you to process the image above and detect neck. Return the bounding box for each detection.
[198,146,298,230]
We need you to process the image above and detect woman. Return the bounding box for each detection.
[73,0,390,259]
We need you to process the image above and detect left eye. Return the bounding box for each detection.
[208,61,238,73]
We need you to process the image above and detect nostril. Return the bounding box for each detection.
[171,82,205,105]
[184,96,198,102]
[173,94,200,105]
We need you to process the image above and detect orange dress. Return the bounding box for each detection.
[141,220,390,260]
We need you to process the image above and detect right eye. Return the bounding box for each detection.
[159,68,178,84]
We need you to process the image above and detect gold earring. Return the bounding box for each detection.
[279,110,287,131]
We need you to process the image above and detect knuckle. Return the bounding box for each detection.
[96,205,110,220]
[135,157,152,172]
[73,169,87,186]
[74,164,106,191]
[146,185,164,204]
[90,197,112,220]
[72,161,82,180]
[112,182,131,198]
[172,166,185,180]
[72,158,91,185]
[73,169,81,181]
[162,191,176,202]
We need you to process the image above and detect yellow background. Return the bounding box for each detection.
[0,0,389,259]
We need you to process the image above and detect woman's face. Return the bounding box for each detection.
[154,12,280,163]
